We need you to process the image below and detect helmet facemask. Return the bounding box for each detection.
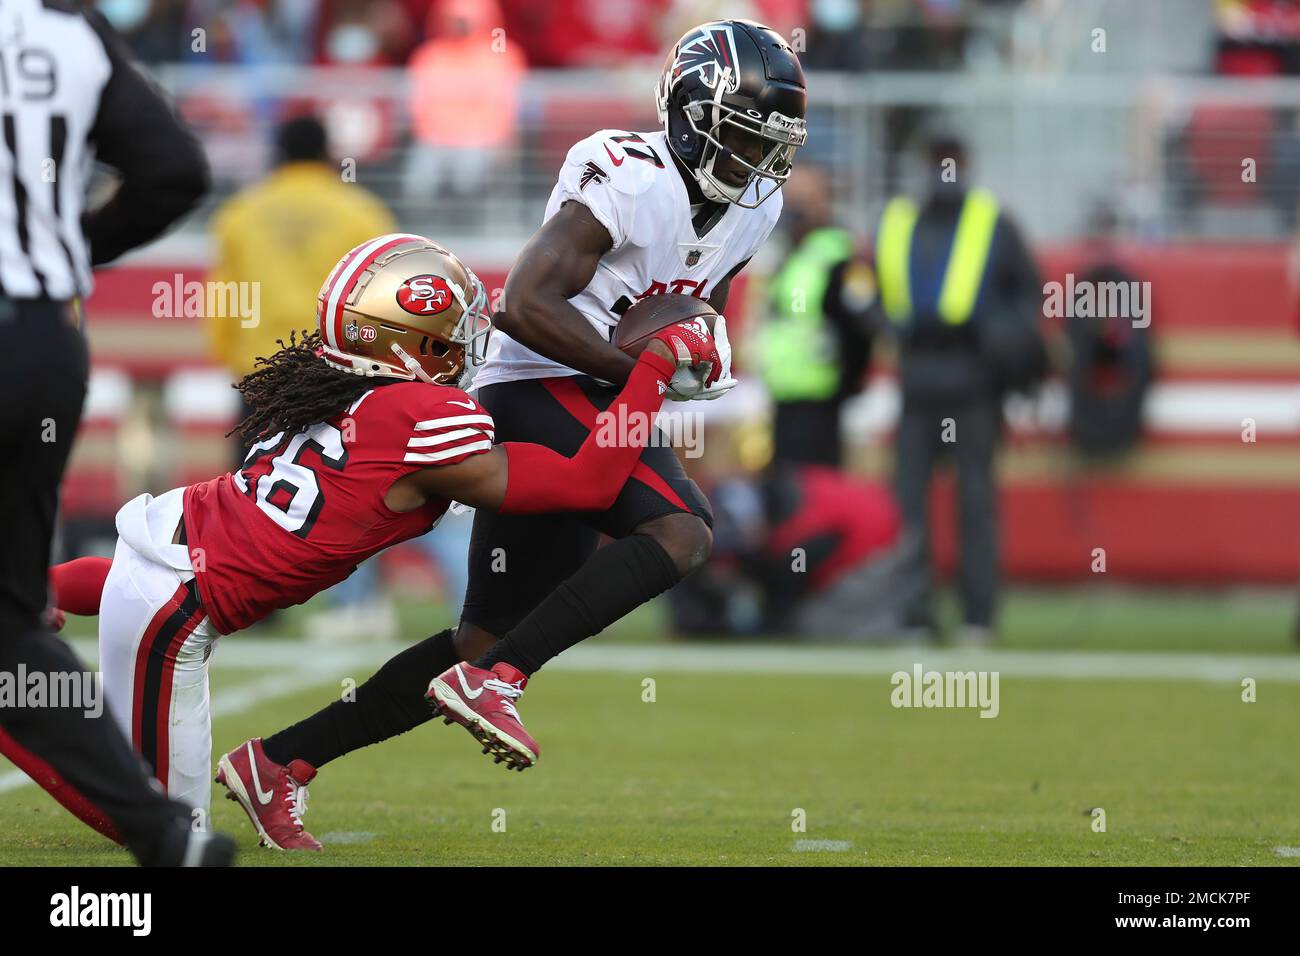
[655,48,806,208]
[683,80,806,208]
[390,265,492,386]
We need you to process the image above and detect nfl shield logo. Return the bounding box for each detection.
[344,322,360,342]
[685,249,702,267]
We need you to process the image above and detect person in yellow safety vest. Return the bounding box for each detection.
[873,134,1045,647]
[756,165,877,468]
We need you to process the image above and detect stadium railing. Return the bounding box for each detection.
[146,65,1300,246]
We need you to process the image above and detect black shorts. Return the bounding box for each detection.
[461,373,712,637]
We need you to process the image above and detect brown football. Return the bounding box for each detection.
[612,294,718,357]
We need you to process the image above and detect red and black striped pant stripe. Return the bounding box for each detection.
[130,579,205,787]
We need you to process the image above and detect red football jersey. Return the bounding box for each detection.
[183,381,493,634]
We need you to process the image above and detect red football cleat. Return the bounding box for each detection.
[215,738,322,851]
[427,662,539,771]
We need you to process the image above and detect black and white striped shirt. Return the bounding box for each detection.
[0,0,207,301]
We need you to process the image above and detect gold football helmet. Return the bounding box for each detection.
[316,233,491,385]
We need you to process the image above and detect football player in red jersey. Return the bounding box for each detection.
[213,23,807,847]
[7,233,720,850]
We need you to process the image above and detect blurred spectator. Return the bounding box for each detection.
[207,114,396,453]
[866,0,968,71]
[402,0,524,214]
[107,0,430,66]
[316,0,416,66]
[754,165,876,468]
[669,466,906,639]
[660,3,800,54]
[800,0,873,71]
[873,134,1045,645]
[181,0,320,65]
[502,0,667,68]
[98,0,189,62]
[1215,0,1300,75]
[1066,205,1154,460]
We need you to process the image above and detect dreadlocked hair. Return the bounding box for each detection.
[229,330,382,445]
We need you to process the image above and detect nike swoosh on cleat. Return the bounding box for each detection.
[246,742,275,805]
[454,665,485,700]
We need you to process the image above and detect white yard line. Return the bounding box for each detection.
[549,643,1300,685]
[5,637,1295,795]
[59,636,1300,685]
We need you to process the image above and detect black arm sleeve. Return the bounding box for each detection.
[983,214,1050,392]
[81,9,210,266]
[821,259,874,399]
[990,216,1043,327]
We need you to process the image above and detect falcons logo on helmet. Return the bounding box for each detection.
[672,25,740,92]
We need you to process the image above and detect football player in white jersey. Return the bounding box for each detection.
[237,20,807,809]
[425,19,807,766]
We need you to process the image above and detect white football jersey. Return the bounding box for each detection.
[474,129,782,387]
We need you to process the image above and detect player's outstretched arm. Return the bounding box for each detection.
[499,201,639,386]
[400,338,704,515]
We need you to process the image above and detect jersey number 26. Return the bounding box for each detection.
[236,423,349,539]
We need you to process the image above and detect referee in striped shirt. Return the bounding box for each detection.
[0,0,233,866]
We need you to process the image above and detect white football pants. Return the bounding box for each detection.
[97,488,220,822]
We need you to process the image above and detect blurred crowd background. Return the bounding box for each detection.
[65,0,1300,645]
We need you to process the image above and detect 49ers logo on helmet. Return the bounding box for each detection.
[396,274,455,316]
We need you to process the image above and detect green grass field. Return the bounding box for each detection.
[3,587,1299,866]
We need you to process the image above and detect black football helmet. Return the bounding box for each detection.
[655,19,808,209]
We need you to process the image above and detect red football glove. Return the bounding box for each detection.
[648,318,722,387]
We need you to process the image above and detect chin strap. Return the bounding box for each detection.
[698,152,744,204]
[390,343,436,385]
